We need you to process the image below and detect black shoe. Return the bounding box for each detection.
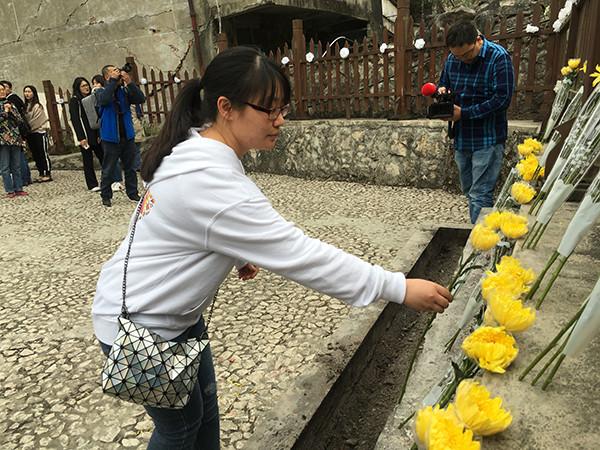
[102,198,112,207]
[128,194,141,202]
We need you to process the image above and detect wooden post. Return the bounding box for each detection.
[216,32,228,53]
[292,19,307,118]
[394,0,410,117]
[42,80,65,154]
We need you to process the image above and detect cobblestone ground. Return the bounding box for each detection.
[0,170,468,449]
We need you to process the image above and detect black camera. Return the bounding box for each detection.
[426,91,455,119]
[119,62,133,73]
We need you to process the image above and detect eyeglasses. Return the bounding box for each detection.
[452,44,478,61]
[244,102,290,120]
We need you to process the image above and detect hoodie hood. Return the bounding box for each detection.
[150,129,245,185]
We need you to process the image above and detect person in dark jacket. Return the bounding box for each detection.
[1,80,31,185]
[23,85,52,182]
[69,77,105,191]
[0,84,28,197]
[97,65,145,207]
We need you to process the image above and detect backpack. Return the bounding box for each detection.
[81,92,100,130]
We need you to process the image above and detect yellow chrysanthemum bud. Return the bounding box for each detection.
[495,256,536,286]
[517,143,534,157]
[488,293,536,332]
[516,154,541,181]
[470,224,500,251]
[483,210,503,231]
[538,166,545,177]
[500,217,529,239]
[523,138,543,153]
[415,404,462,446]
[462,326,518,373]
[511,182,536,204]
[561,66,572,76]
[567,58,581,70]
[481,271,529,302]
[581,60,588,73]
[428,404,480,450]
[455,380,513,436]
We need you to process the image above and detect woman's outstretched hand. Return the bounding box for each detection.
[238,263,260,281]
[403,279,452,313]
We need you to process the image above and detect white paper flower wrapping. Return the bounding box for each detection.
[379,43,388,54]
[173,76,181,84]
[564,276,600,356]
[525,24,540,34]
[558,7,570,21]
[557,194,600,257]
[281,56,290,65]
[414,38,425,50]
[339,47,350,59]
[305,52,314,63]
[140,77,148,85]
[458,289,483,328]
[536,179,575,225]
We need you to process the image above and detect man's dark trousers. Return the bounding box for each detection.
[100,139,138,200]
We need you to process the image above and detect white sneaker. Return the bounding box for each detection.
[90,186,101,192]
[111,182,123,192]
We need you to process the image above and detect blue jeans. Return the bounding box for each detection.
[99,317,220,450]
[100,139,138,200]
[455,143,504,224]
[0,145,24,193]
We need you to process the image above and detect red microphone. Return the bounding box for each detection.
[421,82,437,97]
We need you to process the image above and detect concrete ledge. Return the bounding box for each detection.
[375,203,600,449]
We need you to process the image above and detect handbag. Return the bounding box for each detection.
[101,194,216,409]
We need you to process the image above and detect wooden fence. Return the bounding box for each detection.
[43,0,584,152]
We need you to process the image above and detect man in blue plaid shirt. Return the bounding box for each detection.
[438,21,515,223]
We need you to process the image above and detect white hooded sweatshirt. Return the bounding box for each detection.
[92,130,407,344]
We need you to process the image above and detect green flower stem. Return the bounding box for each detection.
[448,253,476,293]
[444,328,462,353]
[523,222,540,248]
[529,222,550,249]
[530,336,568,386]
[535,255,568,309]
[530,192,547,216]
[519,302,586,381]
[542,354,566,391]
[525,250,560,301]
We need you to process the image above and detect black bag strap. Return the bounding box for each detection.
[120,191,216,335]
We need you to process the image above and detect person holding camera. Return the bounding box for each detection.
[438,21,514,224]
[96,64,145,207]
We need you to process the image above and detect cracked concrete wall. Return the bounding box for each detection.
[1,0,381,93]
[0,0,202,92]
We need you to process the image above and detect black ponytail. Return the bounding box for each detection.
[140,46,291,182]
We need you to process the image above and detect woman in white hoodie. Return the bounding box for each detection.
[92,46,452,450]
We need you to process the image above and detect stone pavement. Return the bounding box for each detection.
[0,170,467,449]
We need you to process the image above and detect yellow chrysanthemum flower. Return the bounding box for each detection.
[511,182,536,204]
[567,58,581,70]
[483,210,503,231]
[500,217,529,240]
[481,271,529,302]
[591,64,600,87]
[470,224,500,252]
[415,404,462,446]
[488,293,536,332]
[523,138,542,153]
[516,154,541,181]
[495,256,536,286]
[455,380,513,436]
[560,66,572,76]
[517,143,534,157]
[462,326,518,373]
[428,404,480,450]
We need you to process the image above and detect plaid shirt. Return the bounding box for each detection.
[439,37,514,151]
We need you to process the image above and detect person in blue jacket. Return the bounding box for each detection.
[97,65,146,207]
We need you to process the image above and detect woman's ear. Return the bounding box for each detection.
[216,96,234,120]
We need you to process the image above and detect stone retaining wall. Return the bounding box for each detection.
[242,119,540,192]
